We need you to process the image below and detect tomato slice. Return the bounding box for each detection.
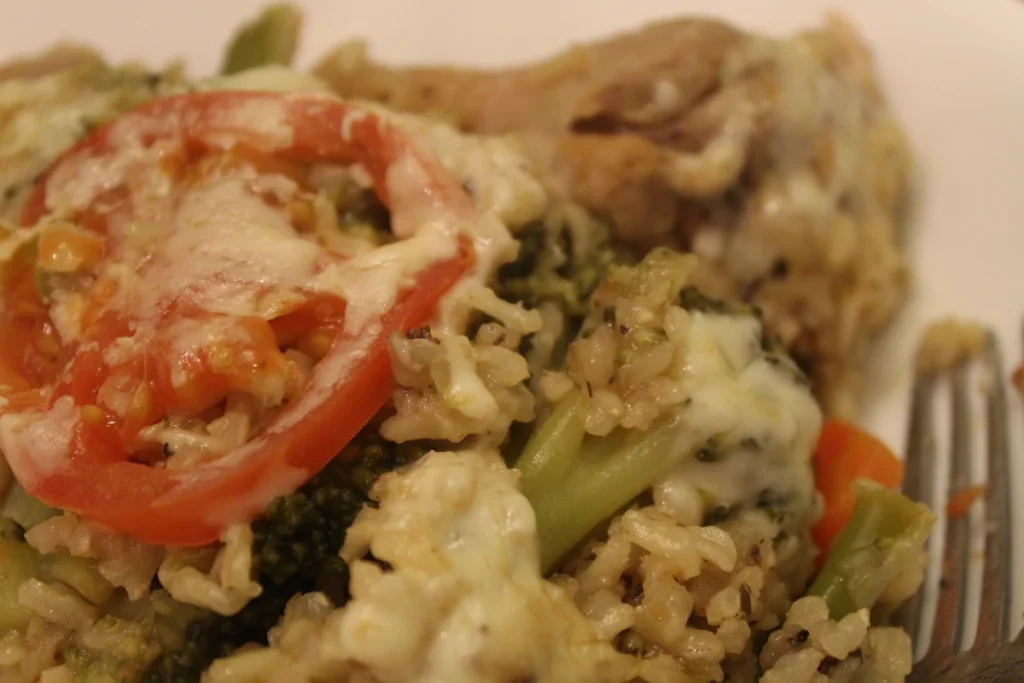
[0,92,474,545]
[811,419,904,566]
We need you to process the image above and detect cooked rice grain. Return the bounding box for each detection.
[384,316,536,446]
[914,317,988,376]
[759,597,911,683]
[25,514,163,601]
[562,506,817,682]
[157,523,261,616]
[17,580,97,631]
[0,618,71,683]
[205,449,667,683]
[35,666,73,683]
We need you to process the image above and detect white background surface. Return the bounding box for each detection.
[3,0,1023,640]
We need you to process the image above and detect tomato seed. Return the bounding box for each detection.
[81,404,105,425]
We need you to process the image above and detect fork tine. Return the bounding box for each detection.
[902,373,937,651]
[974,333,1013,647]
[928,363,972,655]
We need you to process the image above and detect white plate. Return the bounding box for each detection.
[4,0,1023,641]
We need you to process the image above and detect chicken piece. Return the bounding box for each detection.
[314,18,740,134]
[314,15,911,416]
[314,18,745,243]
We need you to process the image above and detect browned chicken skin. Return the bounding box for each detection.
[314,15,911,417]
[314,19,747,243]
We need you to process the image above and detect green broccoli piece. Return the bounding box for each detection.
[62,601,200,683]
[809,484,935,619]
[0,534,38,632]
[221,3,302,75]
[495,217,626,404]
[515,390,693,571]
[141,432,418,683]
[0,523,118,635]
[2,482,60,530]
[676,286,732,314]
[497,218,624,325]
[511,248,713,571]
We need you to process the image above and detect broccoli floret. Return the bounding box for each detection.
[1,482,60,530]
[809,483,934,619]
[676,285,732,314]
[495,217,627,408]
[0,535,38,632]
[497,217,624,324]
[141,432,417,683]
[511,250,703,570]
[514,389,693,571]
[62,607,196,683]
[335,185,393,239]
[512,247,819,573]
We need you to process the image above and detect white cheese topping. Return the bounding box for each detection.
[311,148,465,334]
[0,83,555,526]
[667,312,822,520]
[202,96,294,150]
[205,450,654,683]
[133,178,324,319]
[375,108,542,335]
[0,396,78,484]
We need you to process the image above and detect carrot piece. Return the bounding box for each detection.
[946,484,987,519]
[811,419,905,568]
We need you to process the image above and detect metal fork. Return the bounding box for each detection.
[902,330,1021,682]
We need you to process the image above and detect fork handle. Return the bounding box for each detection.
[923,632,1024,682]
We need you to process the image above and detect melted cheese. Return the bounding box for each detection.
[132,179,323,319]
[1,84,552,520]
[0,397,77,484]
[43,99,292,217]
[0,65,184,218]
[205,450,650,683]
[46,136,170,217]
[311,149,465,334]
[375,108,542,335]
[667,312,822,525]
[37,91,524,341]
[205,97,294,150]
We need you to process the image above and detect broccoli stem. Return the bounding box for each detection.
[221,3,302,75]
[809,485,935,619]
[516,389,587,498]
[514,390,692,572]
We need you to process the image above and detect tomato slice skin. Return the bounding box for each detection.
[20,91,459,226]
[2,92,474,545]
[811,419,904,566]
[21,251,468,545]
